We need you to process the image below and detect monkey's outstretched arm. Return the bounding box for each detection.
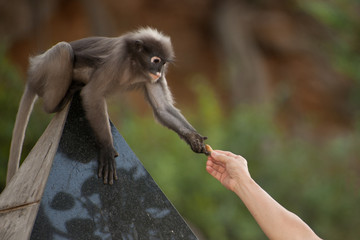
[145,79,208,154]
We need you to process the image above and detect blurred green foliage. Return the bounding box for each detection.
[298,0,360,110]
[1,1,360,238]
[299,0,360,76]
[1,66,359,238]
[120,79,360,239]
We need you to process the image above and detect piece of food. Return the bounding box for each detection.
[205,144,213,154]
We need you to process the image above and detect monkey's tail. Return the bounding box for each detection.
[7,86,37,185]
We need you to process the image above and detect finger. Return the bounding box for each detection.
[109,164,114,185]
[103,164,109,184]
[214,150,239,158]
[98,161,104,178]
[210,151,231,164]
[217,151,245,163]
[206,165,215,175]
[206,159,226,173]
[206,161,217,174]
[206,165,223,180]
[113,160,118,181]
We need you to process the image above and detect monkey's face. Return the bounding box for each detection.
[139,50,168,83]
[129,38,173,83]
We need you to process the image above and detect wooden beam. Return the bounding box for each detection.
[0,104,69,240]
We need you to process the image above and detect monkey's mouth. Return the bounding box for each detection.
[149,72,161,82]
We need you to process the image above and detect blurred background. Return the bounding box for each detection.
[0,0,359,239]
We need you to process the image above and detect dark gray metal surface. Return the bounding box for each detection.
[30,94,198,240]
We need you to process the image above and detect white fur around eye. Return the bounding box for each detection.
[151,56,161,63]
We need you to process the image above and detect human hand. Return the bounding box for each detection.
[206,150,251,192]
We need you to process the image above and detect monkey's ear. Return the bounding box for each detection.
[134,40,144,52]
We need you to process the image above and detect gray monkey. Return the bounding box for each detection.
[7,28,208,185]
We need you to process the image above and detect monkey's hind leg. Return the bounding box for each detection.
[7,42,74,185]
[29,42,74,113]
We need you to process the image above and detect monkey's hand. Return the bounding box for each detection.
[184,132,209,155]
[98,147,119,185]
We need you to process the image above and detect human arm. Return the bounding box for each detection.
[206,150,322,240]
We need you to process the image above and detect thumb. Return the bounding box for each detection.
[211,150,228,164]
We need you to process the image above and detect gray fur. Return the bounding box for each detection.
[7,28,207,186]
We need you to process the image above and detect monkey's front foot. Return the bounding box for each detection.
[186,132,209,155]
[98,147,119,185]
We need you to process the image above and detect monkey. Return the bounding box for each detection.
[7,27,209,185]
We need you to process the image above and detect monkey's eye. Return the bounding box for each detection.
[151,56,161,64]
